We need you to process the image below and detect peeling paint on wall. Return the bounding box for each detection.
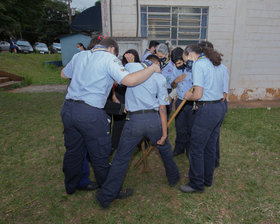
[228,88,280,101]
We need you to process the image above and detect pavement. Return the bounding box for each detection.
[8,85,280,108]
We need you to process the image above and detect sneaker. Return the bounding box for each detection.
[180,184,203,193]
[116,188,134,199]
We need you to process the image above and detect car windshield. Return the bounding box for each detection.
[37,43,47,47]
[53,43,61,48]
[16,41,31,47]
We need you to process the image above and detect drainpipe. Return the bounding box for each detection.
[136,0,139,37]
[110,0,113,36]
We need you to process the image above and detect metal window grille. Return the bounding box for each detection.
[141,6,208,45]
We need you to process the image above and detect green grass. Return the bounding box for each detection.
[0,92,279,224]
[0,52,68,85]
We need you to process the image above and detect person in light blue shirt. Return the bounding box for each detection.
[96,54,180,209]
[156,43,175,118]
[141,40,159,62]
[198,40,230,168]
[169,47,194,157]
[60,38,161,195]
[180,44,225,193]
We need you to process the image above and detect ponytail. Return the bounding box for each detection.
[184,44,223,66]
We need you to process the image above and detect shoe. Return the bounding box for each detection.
[204,183,212,187]
[116,188,134,199]
[95,190,109,209]
[180,184,203,193]
[77,182,99,191]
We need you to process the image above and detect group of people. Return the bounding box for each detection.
[60,36,229,209]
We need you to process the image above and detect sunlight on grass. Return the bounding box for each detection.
[0,92,279,223]
[0,52,68,85]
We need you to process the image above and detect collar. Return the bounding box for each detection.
[91,45,108,53]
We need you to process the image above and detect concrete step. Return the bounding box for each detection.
[0,77,10,83]
[0,81,21,90]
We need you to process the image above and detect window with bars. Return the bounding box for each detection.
[141,6,208,46]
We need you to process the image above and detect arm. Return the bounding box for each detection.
[121,63,160,86]
[61,68,68,79]
[184,86,203,101]
[171,73,186,89]
[157,105,168,145]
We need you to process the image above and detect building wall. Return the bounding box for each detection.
[101,0,280,100]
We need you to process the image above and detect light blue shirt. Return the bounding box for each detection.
[141,49,152,62]
[170,67,193,100]
[192,57,224,101]
[162,60,174,89]
[64,50,129,108]
[124,63,169,112]
[216,64,230,94]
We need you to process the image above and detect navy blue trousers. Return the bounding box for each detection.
[98,112,180,207]
[215,99,228,168]
[79,150,91,187]
[61,100,112,194]
[188,101,225,191]
[173,99,195,156]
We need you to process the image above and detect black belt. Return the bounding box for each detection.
[66,99,91,107]
[128,109,158,115]
[197,100,221,105]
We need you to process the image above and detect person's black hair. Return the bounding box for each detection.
[122,49,140,66]
[99,37,119,56]
[77,43,85,49]
[149,40,159,49]
[146,54,161,69]
[87,35,105,50]
[199,41,214,49]
[171,47,184,64]
[184,44,223,66]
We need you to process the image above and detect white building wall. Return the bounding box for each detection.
[101,0,280,100]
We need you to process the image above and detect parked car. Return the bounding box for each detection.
[34,42,49,54]
[15,40,34,53]
[50,42,61,53]
[0,41,10,52]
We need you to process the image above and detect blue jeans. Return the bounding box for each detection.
[215,99,228,167]
[188,101,225,191]
[173,99,195,157]
[61,100,112,194]
[98,112,180,207]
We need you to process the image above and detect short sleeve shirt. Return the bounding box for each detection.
[64,50,129,108]
[125,63,169,112]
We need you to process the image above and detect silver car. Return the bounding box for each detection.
[15,40,34,53]
[34,42,49,54]
[0,41,10,51]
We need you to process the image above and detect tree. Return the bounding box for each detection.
[35,0,70,45]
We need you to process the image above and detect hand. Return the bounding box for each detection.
[184,91,192,100]
[124,53,135,63]
[222,92,227,101]
[112,94,120,104]
[175,73,186,84]
[157,135,167,145]
[151,63,161,73]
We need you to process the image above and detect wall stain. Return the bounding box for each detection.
[240,89,253,101]
[266,88,280,98]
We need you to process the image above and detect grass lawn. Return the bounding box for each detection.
[0,52,67,85]
[0,92,279,223]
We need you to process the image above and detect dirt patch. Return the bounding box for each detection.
[8,85,67,93]
[228,99,280,108]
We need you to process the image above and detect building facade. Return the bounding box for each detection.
[101,0,280,100]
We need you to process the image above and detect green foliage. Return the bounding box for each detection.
[0,0,70,44]
[0,52,68,85]
[0,92,279,223]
